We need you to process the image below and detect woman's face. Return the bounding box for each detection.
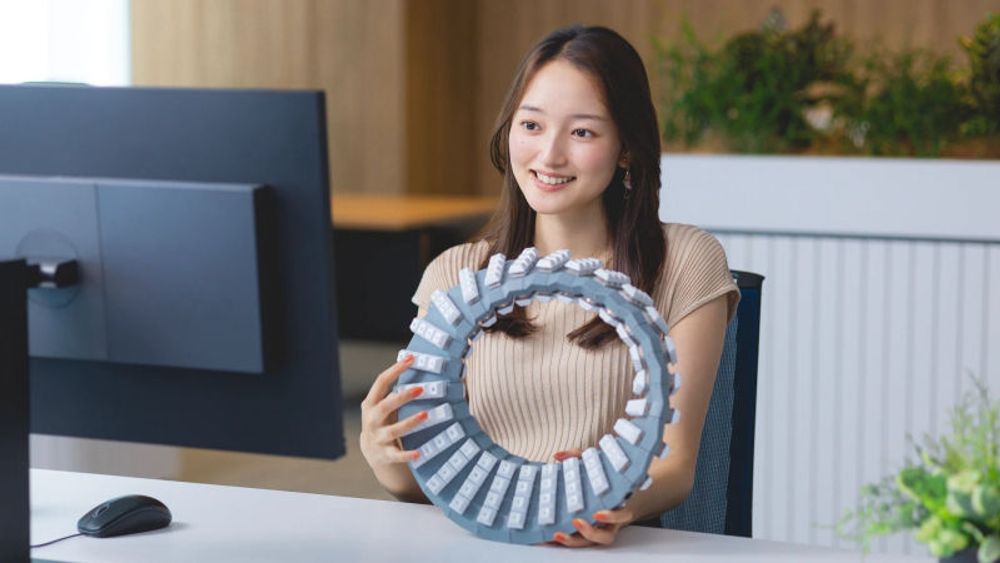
[508,59,622,218]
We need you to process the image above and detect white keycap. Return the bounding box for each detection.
[566,257,601,275]
[477,507,498,526]
[427,475,447,495]
[468,466,487,485]
[477,451,498,471]
[621,284,654,306]
[480,313,497,328]
[507,465,537,529]
[489,476,510,494]
[427,475,446,495]
[614,418,644,445]
[506,512,524,528]
[459,480,478,499]
[448,451,468,471]
[536,249,570,272]
[409,318,451,349]
[643,306,670,335]
[670,409,681,424]
[582,448,610,496]
[629,346,644,371]
[403,403,454,436]
[445,422,464,442]
[640,476,653,491]
[597,308,620,327]
[632,369,648,396]
[485,253,507,288]
[459,268,479,304]
[515,296,533,307]
[497,460,518,478]
[459,439,481,459]
[535,293,553,303]
[508,247,538,277]
[671,372,682,393]
[562,457,584,513]
[397,350,447,374]
[625,398,650,417]
[577,297,597,311]
[484,491,502,510]
[656,442,671,459]
[431,289,462,325]
[538,505,555,525]
[599,435,630,473]
[595,268,630,288]
[664,336,678,363]
[498,302,514,315]
[449,494,471,513]
[396,379,447,399]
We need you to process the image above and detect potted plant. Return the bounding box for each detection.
[837,379,1000,563]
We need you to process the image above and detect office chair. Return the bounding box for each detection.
[638,270,764,537]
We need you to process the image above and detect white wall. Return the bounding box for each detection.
[660,154,1000,555]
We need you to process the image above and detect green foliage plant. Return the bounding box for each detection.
[836,47,966,157]
[961,14,1000,137]
[656,10,852,154]
[838,378,1000,562]
[656,10,1000,158]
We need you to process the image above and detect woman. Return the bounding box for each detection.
[360,25,739,547]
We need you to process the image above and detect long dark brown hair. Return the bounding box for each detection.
[480,25,666,349]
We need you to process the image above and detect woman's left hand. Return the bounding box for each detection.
[548,449,636,547]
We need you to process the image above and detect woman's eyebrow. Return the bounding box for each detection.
[518,104,607,121]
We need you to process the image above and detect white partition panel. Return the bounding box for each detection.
[661,155,1000,555]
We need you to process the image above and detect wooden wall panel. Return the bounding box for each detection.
[472,0,1000,195]
[131,0,1000,196]
[130,0,405,196]
[404,0,478,195]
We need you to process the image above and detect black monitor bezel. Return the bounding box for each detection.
[0,84,344,459]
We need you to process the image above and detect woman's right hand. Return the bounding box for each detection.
[359,354,430,499]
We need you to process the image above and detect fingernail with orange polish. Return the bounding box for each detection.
[553,532,566,542]
[593,511,608,522]
[415,411,428,421]
[404,354,415,363]
[409,386,424,398]
[553,451,567,461]
[410,450,421,460]
[572,518,586,529]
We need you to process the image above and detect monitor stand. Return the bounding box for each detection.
[0,259,30,563]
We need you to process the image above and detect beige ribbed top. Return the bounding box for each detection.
[412,223,739,462]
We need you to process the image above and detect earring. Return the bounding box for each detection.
[623,168,633,192]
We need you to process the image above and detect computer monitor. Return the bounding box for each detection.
[0,84,345,459]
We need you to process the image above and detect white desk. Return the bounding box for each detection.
[30,469,930,562]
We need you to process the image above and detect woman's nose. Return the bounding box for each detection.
[539,133,568,168]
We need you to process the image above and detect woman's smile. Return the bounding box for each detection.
[531,170,577,192]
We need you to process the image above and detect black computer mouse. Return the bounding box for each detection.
[77,495,172,538]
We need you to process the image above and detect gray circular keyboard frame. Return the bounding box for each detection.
[395,248,680,544]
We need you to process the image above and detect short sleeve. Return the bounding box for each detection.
[411,241,488,311]
[658,224,740,328]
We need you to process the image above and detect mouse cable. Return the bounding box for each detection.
[31,532,83,549]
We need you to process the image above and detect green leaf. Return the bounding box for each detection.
[979,535,1000,563]
[973,485,1000,519]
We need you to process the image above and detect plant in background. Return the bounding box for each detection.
[656,10,1000,158]
[960,13,1000,138]
[836,47,966,157]
[657,9,852,154]
[838,378,1000,562]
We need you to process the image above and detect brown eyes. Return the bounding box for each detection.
[517,122,594,138]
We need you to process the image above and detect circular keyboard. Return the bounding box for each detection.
[395,248,680,544]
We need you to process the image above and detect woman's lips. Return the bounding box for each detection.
[531,170,575,192]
